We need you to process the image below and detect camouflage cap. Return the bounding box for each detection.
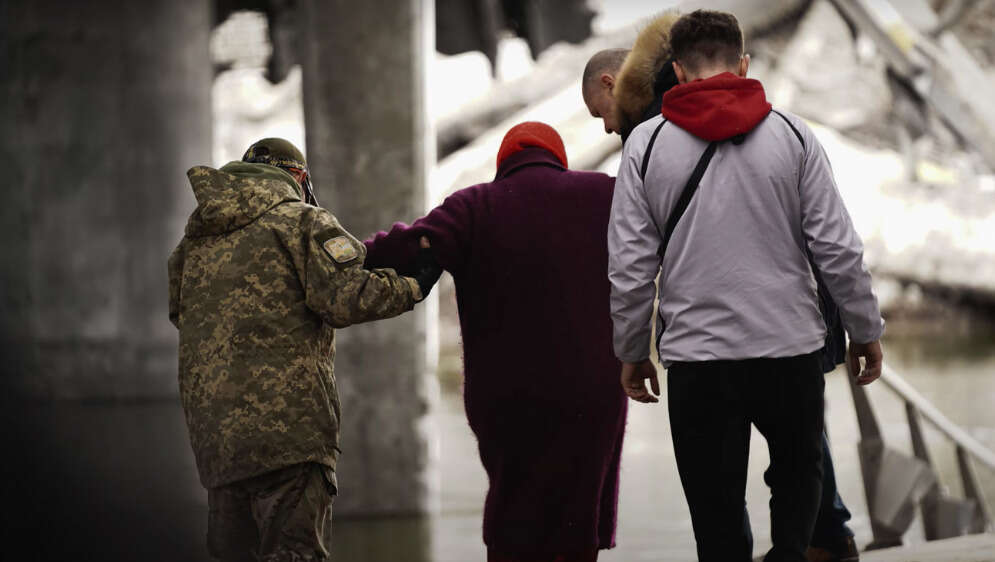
[242,137,307,171]
[242,138,319,206]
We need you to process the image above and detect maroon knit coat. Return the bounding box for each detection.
[364,147,626,555]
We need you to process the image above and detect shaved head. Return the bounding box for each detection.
[582,48,629,135]
[582,48,629,95]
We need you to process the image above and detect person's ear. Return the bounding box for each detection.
[673,61,688,84]
[738,54,750,78]
[600,73,615,93]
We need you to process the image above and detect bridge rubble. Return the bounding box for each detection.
[428,0,995,305]
[214,0,995,305]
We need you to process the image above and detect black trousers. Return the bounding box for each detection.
[668,351,825,562]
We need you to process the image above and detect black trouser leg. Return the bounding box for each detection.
[764,433,854,549]
[668,362,753,562]
[751,352,825,562]
[810,432,855,547]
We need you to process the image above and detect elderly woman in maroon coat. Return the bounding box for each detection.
[364,122,625,562]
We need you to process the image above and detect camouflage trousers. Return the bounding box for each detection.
[208,462,337,562]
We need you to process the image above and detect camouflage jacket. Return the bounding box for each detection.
[168,162,420,488]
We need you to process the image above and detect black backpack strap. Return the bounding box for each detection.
[773,108,847,371]
[772,109,804,149]
[639,119,667,181]
[651,140,718,360]
[663,142,718,250]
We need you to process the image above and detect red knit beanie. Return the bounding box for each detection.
[496,121,568,169]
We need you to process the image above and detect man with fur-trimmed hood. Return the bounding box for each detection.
[583,12,862,562]
[582,12,681,141]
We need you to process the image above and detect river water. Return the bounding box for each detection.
[331,317,995,561]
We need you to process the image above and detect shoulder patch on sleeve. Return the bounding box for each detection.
[323,236,359,263]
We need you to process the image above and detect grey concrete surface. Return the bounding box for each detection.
[1,1,212,558]
[0,0,210,399]
[298,0,438,516]
[862,533,995,561]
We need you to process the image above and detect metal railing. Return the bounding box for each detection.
[847,360,995,548]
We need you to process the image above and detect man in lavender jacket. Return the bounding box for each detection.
[364,122,624,562]
[608,10,884,562]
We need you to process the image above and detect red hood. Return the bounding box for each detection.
[661,72,771,141]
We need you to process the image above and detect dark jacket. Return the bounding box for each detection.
[364,148,626,554]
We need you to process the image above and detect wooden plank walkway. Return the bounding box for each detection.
[862,534,995,562]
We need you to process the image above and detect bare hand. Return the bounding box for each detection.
[420,236,431,249]
[848,340,883,385]
[621,359,660,403]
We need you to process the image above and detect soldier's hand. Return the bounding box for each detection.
[848,339,882,385]
[621,359,660,403]
[412,236,443,301]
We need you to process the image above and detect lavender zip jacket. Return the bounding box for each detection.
[608,109,884,364]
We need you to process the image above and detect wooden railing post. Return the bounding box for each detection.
[849,369,899,548]
[848,362,995,545]
[956,445,995,533]
[907,402,944,540]
[848,362,935,549]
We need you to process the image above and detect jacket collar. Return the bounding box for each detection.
[494,147,565,180]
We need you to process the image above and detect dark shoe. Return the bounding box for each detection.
[806,536,859,562]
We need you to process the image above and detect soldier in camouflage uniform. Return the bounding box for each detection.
[168,138,442,561]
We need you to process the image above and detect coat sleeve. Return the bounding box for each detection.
[607,137,663,363]
[167,241,185,329]
[300,207,421,329]
[364,188,474,276]
[797,121,884,344]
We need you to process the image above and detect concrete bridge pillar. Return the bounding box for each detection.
[298,0,439,516]
[1,0,211,399]
[1,1,213,558]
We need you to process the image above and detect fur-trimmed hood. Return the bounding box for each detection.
[612,11,681,139]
